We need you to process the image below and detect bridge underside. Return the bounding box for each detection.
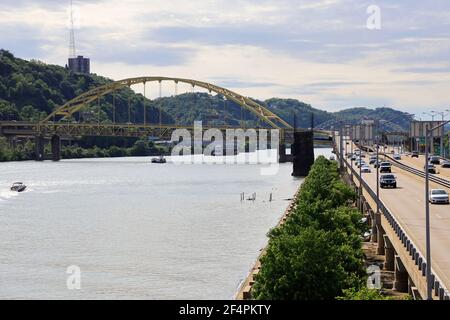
[0,121,331,144]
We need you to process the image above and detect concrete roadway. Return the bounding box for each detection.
[354,150,450,291]
[396,154,450,181]
[382,146,450,180]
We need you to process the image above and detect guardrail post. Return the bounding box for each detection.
[383,235,395,271]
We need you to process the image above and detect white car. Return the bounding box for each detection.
[429,189,449,204]
[361,165,371,173]
[393,154,402,160]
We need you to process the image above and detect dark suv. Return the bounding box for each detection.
[429,156,440,165]
[379,162,392,173]
[411,151,419,158]
[380,174,397,188]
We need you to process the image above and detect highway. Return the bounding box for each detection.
[340,138,450,296]
[394,154,450,181]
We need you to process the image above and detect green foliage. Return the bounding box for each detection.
[0,49,173,125]
[252,156,370,300]
[337,287,391,300]
[0,99,20,120]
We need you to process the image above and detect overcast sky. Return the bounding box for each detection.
[1,0,449,117]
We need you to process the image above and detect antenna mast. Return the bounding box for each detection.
[69,0,76,58]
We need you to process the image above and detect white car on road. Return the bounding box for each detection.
[429,189,449,204]
[361,165,371,173]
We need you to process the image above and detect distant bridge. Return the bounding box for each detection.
[0,76,332,160]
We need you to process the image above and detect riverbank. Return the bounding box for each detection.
[0,136,169,162]
[235,186,302,300]
[237,156,412,300]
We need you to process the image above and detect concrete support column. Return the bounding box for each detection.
[35,135,45,161]
[383,235,395,271]
[51,135,61,161]
[370,210,378,243]
[376,223,385,255]
[278,144,288,163]
[292,131,314,177]
[393,255,408,292]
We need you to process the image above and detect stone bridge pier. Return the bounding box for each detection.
[34,134,61,161]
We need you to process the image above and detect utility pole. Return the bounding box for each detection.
[375,122,380,214]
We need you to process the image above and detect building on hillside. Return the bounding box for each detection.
[67,55,90,74]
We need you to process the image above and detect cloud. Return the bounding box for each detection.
[0,0,449,113]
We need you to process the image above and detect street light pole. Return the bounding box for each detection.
[376,122,380,214]
[424,119,450,300]
[359,125,363,198]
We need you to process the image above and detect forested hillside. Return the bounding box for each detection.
[0,49,412,132]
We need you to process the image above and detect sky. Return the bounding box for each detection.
[0,0,450,117]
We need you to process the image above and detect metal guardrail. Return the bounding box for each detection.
[335,146,450,300]
[383,154,450,189]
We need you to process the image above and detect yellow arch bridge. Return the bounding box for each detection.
[0,76,332,160]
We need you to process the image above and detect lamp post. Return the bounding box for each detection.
[424,119,450,300]
[431,110,450,158]
[350,127,354,180]
[375,122,380,214]
[359,125,363,198]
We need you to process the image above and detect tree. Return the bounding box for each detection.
[253,228,351,300]
[129,139,150,156]
[0,99,20,120]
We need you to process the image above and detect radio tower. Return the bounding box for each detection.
[69,0,76,58]
[67,0,90,74]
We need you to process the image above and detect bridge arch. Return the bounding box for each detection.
[42,76,292,129]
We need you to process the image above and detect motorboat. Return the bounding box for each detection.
[151,156,167,164]
[10,182,27,192]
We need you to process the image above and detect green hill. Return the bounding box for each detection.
[0,49,172,124]
[0,49,412,132]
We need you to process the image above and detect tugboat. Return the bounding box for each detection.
[151,155,167,164]
[10,182,27,192]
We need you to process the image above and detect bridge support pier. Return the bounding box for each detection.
[278,144,288,163]
[51,135,61,161]
[376,223,385,256]
[292,131,314,177]
[383,235,395,271]
[370,209,378,243]
[393,255,408,292]
[35,135,45,161]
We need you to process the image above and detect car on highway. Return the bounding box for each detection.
[429,189,449,204]
[372,160,381,168]
[442,160,450,168]
[379,162,392,173]
[329,155,335,161]
[411,151,419,158]
[380,174,397,188]
[356,160,366,168]
[369,155,378,164]
[361,165,371,173]
[350,154,357,161]
[393,154,402,160]
[429,156,440,165]
[425,164,437,174]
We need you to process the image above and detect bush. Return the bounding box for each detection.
[252,156,368,300]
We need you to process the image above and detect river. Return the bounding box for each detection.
[0,148,332,299]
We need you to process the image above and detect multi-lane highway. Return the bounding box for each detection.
[339,137,450,297]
